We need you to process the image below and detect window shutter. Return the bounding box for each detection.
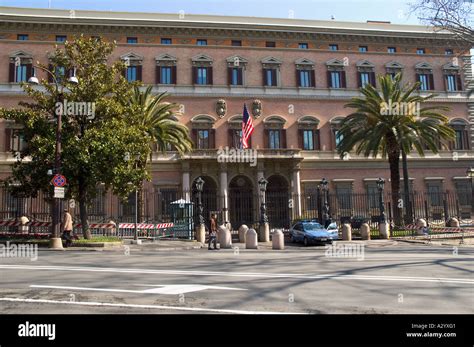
[227,67,233,85]
[456,75,463,91]
[272,69,277,86]
[9,62,15,82]
[415,73,420,89]
[136,65,142,82]
[238,68,243,85]
[463,130,470,149]
[263,68,267,86]
[25,64,32,81]
[208,67,213,85]
[315,129,321,150]
[327,71,332,87]
[341,71,347,88]
[281,129,287,148]
[443,75,448,91]
[209,129,216,148]
[369,72,376,87]
[192,67,197,84]
[264,129,269,148]
[298,129,304,149]
[156,65,161,84]
[357,72,362,88]
[248,134,252,148]
[48,64,54,83]
[296,69,301,87]
[171,66,177,84]
[191,129,197,148]
[428,74,434,90]
[4,128,11,152]
[311,69,316,87]
[228,129,235,148]
[122,67,127,78]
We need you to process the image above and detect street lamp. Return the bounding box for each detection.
[29,65,78,249]
[320,178,330,227]
[195,177,205,226]
[377,177,386,223]
[258,177,268,224]
[467,168,474,215]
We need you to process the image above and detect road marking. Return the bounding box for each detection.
[1,264,473,285]
[0,297,304,315]
[30,284,246,295]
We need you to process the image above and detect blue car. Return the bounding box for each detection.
[289,220,339,246]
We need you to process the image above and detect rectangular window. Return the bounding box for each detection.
[264,69,277,86]
[161,38,172,44]
[17,34,28,41]
[196,67,208,85]
[160,66,172,84]
[126,66,138,82]
[197,130,209,149]
[360,72,370,87]
[232,130,243,148]
[197,39,207,46]
[127,37,138,44]
[299,43,308,49]
[266,41,276,48]
[387,47,396,53]
[55,66,66,83]
[416,48,425,55]
[366,183,379,209]
[359,46,368,52]
[303,130,314,150]
[15,65,27,82]
[269,130,281,149]
[299,70,311,87]
[231,40,242,46]
[329,44,338,51]
[335,130,343,147]
[454,129,467,150]
[330,71,341,88]
[230,67,242,86]
[336,185,353,210]
[418,74,429,91]
[455,181,471,206]
[445,49,453,55]
[427,183,442,206]
[56,35,67,43]
[446,75,457,91]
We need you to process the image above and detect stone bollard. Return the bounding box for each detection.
[196,224,206,243]
[416,218,427,235]
[360,223,370,240]
[448,218,460,228]
[259,222,270,242]
[19,216,29,234]
[272,229,284,250]
[342,223,352,241]
[379,222,390,239]
[245,228,258,249]
[238,225,248,243]
[218,225,232,248]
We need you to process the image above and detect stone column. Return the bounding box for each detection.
[182,171,190,201]
[292,165,302,218]
[219,165,229,224]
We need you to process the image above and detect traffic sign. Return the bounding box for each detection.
[52,174,67,187]
[54,187,65,199]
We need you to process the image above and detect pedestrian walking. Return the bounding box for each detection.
[62,209,73,248]
[208,213,218,250]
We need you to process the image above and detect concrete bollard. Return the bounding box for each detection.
[379,222,390,239]
[360,223,370,240]
[448,218,460,228]
[342,223,352,241]
[258,222,270,242]
[238,225,248,243]
[272,229,284,250]
[245,228,258,249]
[19,216,29,234]
[416,218,427,235]
[218,225,232,248]
[196,224,206,243]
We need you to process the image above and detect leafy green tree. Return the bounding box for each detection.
[0,36,150,238]
[126,86,193,221]
[337,73,455,226]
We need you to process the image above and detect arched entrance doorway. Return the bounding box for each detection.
[266,175,290,228]
[191,176,217,229]
[229,175,254,229]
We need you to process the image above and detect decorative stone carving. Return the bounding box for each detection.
[216,99,227,118]
[251,99,262,119]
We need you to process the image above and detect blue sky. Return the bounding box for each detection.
[0,0,421,24]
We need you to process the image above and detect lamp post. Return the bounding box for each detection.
[320,178,330,227]
[28,65,78,249]
[195,177,205,226]
[377,177,386,224]
[258,177,270,242]
[467,168,474,216]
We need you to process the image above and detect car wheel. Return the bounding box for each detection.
[303,237,308,247]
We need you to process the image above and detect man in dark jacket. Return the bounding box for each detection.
[208,214,218,250]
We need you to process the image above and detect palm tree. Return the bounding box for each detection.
[337,73,455,226]
[127,86,193,221]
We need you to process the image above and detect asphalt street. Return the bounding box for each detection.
[0,240,472,314]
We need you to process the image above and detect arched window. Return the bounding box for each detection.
[330,116,345,150]
[263,116,286,149]
[297,116,320,150]
[450,119,470,150]
[191,115,216,149]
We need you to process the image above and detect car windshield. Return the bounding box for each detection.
[302,222,323,231]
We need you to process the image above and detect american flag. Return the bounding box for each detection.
[241,103,254,149]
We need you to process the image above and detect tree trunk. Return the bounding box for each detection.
[401,147,413,225]
[137,182,145,223]
[387,135,402,227]
[78,176,91,239]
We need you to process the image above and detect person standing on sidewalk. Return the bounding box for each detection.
[62,209,73,248]
[208,213,218,250]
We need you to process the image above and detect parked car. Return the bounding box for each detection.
[289,220,339,246]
